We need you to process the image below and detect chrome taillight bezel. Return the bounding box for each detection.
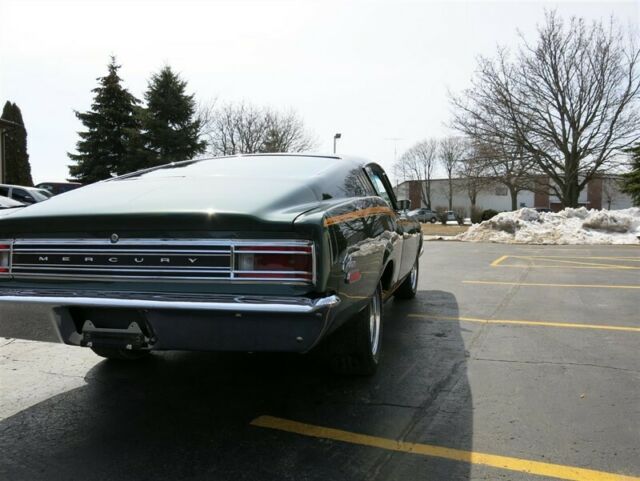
[232,242,315,284]
[0,240,12,277]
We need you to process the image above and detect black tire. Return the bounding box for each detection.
[430,216,437,223]
[394,257,419,299]
[327,285,383,376]
[91,347,151,361]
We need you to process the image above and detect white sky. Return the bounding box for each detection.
[0,0,638,184]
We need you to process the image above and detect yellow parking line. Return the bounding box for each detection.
[251,416,640,481]
[521,256,640,261]
[408,314,640,333]
[490,255,509,267]
[490,256,640,270]
[464,280,640,289]
[497,264,640,270]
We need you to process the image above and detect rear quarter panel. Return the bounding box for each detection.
[295,196,401,331]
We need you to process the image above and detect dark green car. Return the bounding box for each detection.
[0,154,422,375]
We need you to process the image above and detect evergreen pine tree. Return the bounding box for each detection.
[140,66,206,165]
[1,101,34,186]
[621,144,640,206]
[68,57,141,183]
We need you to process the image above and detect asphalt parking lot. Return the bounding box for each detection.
[1,242,639,481]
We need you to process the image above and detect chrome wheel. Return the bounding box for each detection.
[410,263,418,291]
[369,292,381,356]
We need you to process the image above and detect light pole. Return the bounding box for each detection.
[333,133,342,154]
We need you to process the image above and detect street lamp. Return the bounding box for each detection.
[333,133,342,154]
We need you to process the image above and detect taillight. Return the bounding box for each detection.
[234,243,314,282]
[0,242,12,275]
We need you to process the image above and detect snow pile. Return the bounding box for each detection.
[457,207,640,244]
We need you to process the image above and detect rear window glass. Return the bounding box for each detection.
[120,155,343,180]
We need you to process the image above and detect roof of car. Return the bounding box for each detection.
[113,153,372,182]
[36,181,82,186]
[0,183,40,190]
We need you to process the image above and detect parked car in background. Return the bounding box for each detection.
[438,210,463,224]
[35,181,82,196]
[0,154,422,376]
[409,207,438,223]
[0,184,51,204]
[0,195,25,209]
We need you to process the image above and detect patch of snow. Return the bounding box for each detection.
[457,207,640,244]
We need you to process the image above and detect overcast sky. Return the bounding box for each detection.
[0,0,637,184]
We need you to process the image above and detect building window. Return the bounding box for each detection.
[495,186,508,196]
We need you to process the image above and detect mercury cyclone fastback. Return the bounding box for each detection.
[0,154,421,375]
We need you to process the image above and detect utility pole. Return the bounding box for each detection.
[333,133,342,154]
[385,137,404,164]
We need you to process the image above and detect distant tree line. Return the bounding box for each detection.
[68,57,315,183]
[395,136,519,212]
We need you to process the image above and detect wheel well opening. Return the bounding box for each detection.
[380,261,394,292]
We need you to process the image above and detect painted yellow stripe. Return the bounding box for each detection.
[516,256,640,261]
[496,264,640,270]
[324,206,395,226]
[464,280,640,290]
[490,256,640,270]
[251,416,640,481]
[409,314,640,333]
[490,255,509,267]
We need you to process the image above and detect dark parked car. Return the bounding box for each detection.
[35,181,82,196]
[409,207,438,223]
[0,184,51,204]
[0,154,422,375]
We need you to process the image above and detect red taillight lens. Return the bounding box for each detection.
[234,243,314,282]
[253,253,312,271]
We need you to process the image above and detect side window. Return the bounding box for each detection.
[320,168,374,199]
[0,187,8,197]
[13,188,34,204]
[365,168,393,207]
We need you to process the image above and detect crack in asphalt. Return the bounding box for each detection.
[474,357,640,374]
[366,358,468,481]
[0,339,16,349]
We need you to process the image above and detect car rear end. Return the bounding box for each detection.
[0,229,339,354]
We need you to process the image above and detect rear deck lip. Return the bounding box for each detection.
[0,290,340,314]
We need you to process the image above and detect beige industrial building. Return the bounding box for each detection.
[395,176,633,214]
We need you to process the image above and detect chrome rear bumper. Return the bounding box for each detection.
[0,289,340,313]
[0,289,341,352]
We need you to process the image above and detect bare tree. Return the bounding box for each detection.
[602,176,621,209]
[394,139,438,208]
[261,110,316,153]
[456,142,491,211]
[439,136,468,210]
[475,135,535,210]
[205,101,314,156]
[451,11,640,207]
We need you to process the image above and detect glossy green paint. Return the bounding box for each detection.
[0,155,421,317]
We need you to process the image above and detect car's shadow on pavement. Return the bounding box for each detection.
[0,290,471,481]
